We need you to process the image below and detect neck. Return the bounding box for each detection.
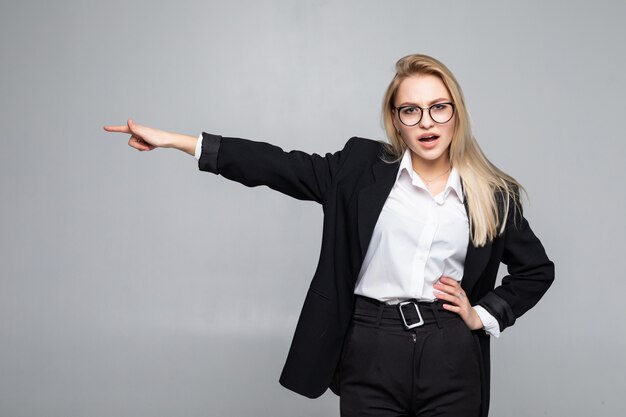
[410,152,451,179]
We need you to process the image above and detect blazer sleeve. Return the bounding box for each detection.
[476,193,555,332]
[198,132,358,204]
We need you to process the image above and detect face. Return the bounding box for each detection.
[393,74,455,169]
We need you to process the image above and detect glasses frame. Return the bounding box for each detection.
[393,102,455,126]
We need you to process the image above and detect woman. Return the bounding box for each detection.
[104,54,554,417]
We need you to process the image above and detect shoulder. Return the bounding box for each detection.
[494,183,524,233]
[347,136,386,149]
[342,136,388,160]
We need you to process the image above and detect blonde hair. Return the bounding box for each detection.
[381,54,525,246]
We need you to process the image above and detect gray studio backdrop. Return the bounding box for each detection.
[1,0,624,416]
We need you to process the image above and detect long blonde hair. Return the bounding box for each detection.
[381,54,525,247]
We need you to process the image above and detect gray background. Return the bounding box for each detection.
[1,0,625,416]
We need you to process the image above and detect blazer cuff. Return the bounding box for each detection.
[476,292,516,332]
[198,132,222,174]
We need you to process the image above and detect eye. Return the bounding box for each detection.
[432,104,446,111]
[400,106,419,115]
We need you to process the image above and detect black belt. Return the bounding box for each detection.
[353,295,460,330]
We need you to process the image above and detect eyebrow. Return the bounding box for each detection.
[396,98,451,107]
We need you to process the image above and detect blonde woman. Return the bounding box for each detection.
[105,54,554,417]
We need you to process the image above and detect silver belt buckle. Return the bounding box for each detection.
[398,301,424,329]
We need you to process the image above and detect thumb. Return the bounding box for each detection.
[127,118,141,134]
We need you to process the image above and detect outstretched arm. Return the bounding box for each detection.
[198,133,356,204]
[104,120,359,204]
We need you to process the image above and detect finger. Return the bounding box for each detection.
[434,281,459,295]
[103,125,131,133]
[439,296,471,319]
[435,290,471,312]
[137,137,155,151]
[128,137,141,150]
[127,118,144,135]
[128,136,152,151]
[433,290,460,305]
[442,303,461,313]
[439,276,460,287]
[436,277,466,299]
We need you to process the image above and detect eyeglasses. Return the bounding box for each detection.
[393,102,455,126]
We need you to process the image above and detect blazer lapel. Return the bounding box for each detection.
[357,159,399,259]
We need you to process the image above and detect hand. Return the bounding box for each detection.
[103,119,174,151]
[433,276,484,330]
[104,119,199,156]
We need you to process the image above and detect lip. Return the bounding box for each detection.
[416,133,440,149]
[418,132,439,140]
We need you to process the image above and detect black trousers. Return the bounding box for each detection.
[339,296,482,417]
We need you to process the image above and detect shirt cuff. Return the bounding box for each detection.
[473,305,501,338]
[194,133,203,160]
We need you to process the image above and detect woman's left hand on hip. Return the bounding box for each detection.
[433,276,484,330]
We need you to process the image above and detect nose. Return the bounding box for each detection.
[419,111,435,129]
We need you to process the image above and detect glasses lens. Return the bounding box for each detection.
[430,103,454,124]
[398,106,422,126]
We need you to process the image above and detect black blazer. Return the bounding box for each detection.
[199,133,555,416]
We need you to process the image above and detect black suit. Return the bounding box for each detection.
[198,133,555,417]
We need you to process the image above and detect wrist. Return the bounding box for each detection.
[166,132,197,156]
[468,308,484,330]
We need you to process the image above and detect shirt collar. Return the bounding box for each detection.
[396,149,464,202]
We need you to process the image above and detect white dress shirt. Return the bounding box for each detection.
[195,136,500,337]
[354,150,468,303]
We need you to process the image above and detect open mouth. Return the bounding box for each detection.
[419,135,439,142]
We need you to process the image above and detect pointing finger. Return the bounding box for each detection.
[103,124,131,133]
